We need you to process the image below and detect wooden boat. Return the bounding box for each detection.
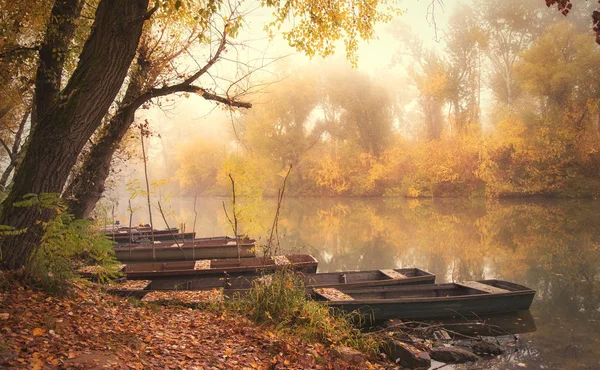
[122,254,319,279]
[108,267,436,297]
[312,280,536,321]
[106,230,196,244]
[149,267,435,290]
[116,235,251,247]
[113,238,256,262]
[104,225,173,236]
[109,231,196,244]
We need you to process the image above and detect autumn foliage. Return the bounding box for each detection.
[172,7,600,199]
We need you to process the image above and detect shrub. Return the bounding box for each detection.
[226,269,381,354]
[1,193,121,292]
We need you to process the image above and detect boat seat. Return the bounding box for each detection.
[457,281,510,294]
[193,260,211,270]
[314,288,354,301]
[273,256,291,266]
[380,269,408,280]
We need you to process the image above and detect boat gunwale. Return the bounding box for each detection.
[122,255,319,278]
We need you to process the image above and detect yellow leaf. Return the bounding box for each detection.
[32,327,45,336]
[32,359,43,370]
[224,348,232,356]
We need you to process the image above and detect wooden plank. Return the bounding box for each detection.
[380,269,408,280]
[457,281,510,294]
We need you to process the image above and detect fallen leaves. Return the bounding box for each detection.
[0,277,385,369]
[313,287,355,301]
[112,279,151,290]
[141,289,223,304]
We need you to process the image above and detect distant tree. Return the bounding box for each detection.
[476,0,548,106]
[323,66,395,157]
[241,66,321,170]
[445,3,487,134]
[515,21,600,116]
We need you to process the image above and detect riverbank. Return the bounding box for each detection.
[0,276,393,369]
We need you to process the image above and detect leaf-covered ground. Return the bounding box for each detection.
[0,279,393,369]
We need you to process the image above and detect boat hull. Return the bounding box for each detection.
[113,241,256,262]
[122,254,319,279]
[315,280,536,321]
[149,267,435,290]
[109,231,197,244]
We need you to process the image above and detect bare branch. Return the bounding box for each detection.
[0,46,39,60]
[144,2,159,20]
[0,138,13,162]
[427,0,445,41]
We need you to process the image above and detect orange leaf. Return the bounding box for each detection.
[32,328,45,336]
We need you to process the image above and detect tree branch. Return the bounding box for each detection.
[130,24,252,109]
[0,138,13,162]
[145,2,159,20]
[0,46,39,60]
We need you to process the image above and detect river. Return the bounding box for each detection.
[111,197,600,369]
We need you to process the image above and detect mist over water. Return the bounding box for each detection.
[110,196,600,369]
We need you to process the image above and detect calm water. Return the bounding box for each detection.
[113,197,600,369]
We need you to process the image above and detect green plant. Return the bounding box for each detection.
[2,193,121,292]
[226,269,381,354]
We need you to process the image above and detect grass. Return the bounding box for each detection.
[222,269,382,355]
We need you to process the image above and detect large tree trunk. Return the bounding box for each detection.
[64,39,155,219]
[34,0,84,127]
[0,0,149,270]
[65,82,145,219]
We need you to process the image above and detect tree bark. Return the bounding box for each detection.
[64,64,146,219]
[34,0,85,127]
[0,0,149,270]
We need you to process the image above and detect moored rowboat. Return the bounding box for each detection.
[148,267,435,290]
[113,238,256,262]
[122,254,319,280]
[110,268,435,296]
[108,231,196,244]
[312,280,536,321]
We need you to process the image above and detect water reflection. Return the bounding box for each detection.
[115,197,600,369]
